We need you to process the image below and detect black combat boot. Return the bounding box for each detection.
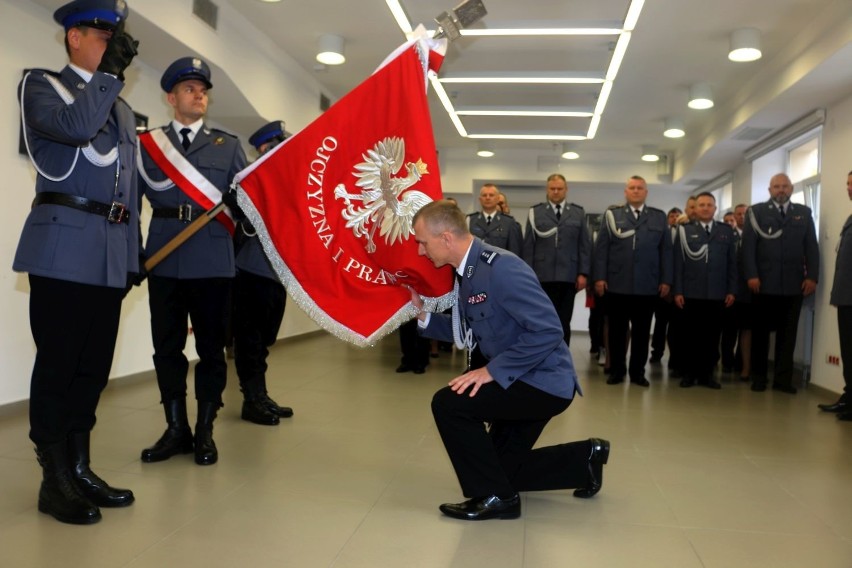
[141,399,194,462]
[35,442,101,525]
[194,402,219,465]
[68,431,134,507]
[240,380,279,426]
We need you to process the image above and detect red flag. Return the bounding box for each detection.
[235,31,454,347]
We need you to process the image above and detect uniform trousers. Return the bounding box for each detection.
[606,292,656,381]
[651,297,674,358]
[541,281,577,346]
[233,270,286,388]
[719,303,739,370]
[399,319,430,369]
[838,306,852,395]
[681,298,725,381]
[432,381,591,498]
[148,275,231,406]
[28,275,123,445]
[751,293,803,388]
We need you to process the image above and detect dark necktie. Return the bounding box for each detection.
[555,204,562,220]
[779,205,786,219]
[705,224,711,235]
[180,127,192,151]
[486,215,492,225]
[634,208,640,220]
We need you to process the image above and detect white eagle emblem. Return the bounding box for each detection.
[334,137,432,253]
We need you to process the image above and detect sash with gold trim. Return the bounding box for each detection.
[138,128,235,234]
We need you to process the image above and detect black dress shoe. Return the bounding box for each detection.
[241,400,280,425]
[702,380,722,390]
[679,378,695,388]
[395,364,412,373]
[772,383,797,394]
[751,381,767,392]
[260,394,294,418]
[630,377,650,387]
[606,375,624,385]
[439,494,520,520]
[837,411,852,421]
[412,366,426,374]
[818,397,847,413]
[574,438,610,498]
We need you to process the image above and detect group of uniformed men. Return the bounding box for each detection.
[15,0,293,525]
[471,171,829,397]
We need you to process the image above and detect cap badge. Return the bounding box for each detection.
[192,58,202,70]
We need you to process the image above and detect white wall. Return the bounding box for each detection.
[810,93,852,394]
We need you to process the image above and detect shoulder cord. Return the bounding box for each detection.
[748,206,782,240]
[527,206,558,239]
[136,131,176,191]
[20,72,118,183]
[451,278,476,363]
[677,225,709,263]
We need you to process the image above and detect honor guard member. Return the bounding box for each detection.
[742,173,819,394]
[467,184,522,255]
[672,193,737,389]
[407,200,609,521]
[232,121,294,425]
[820,171,852,419]
[138,57,248,465]
[592,175,672,387]
[14,0,139,525]
[522,174,592,346]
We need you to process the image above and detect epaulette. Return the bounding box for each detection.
[499,212,515,218]
[26,68,62,79]
[208,128,238,139]
[569,202,585,210]
[480,250,500,265]
[646,206,665,214]
[607,204,623,210]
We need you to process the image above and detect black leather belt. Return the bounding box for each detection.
[32,192,130,224]
[152,204,200,223]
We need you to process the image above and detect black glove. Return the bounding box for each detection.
[98,27,139,82]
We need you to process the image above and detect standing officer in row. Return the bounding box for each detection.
[138,57,247,465]
[672,193,737,389]
[14,0,139,524]
[467,183,522,255]
[232,121,294,425]
[522,174,591,346]
[593,175,672,387]
[819,171,852,419]
[742,173,819,394]
[650,207,682,364]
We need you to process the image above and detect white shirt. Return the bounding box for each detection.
[171,118,204,144]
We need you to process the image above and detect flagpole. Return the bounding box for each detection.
[143,202,227,272]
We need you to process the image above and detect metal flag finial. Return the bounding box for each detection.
[433,0,487,41]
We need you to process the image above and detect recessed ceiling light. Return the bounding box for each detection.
[641,145,660,162]
[688,83,714,110]
[729,28,762,62]
[663,118,685,138]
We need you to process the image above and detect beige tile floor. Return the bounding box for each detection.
[1,332,852,567]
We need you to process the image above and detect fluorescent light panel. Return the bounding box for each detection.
[385,0,645,143]
[468,134,586,141]
[455,106,593,118]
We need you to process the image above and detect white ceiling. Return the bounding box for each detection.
[31,0,852,192]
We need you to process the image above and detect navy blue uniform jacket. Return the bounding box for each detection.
[421,238,579,400]
[673,221,737,300]
[14,66,139,288]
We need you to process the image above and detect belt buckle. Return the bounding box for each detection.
[178,204,193,223]
[107,201,127,224]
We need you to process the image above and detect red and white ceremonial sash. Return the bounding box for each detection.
[138,128,235,234]
[234,27,453,347]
